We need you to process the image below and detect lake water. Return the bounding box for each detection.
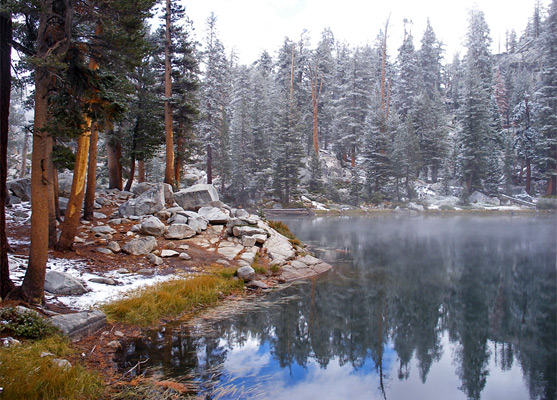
[116,214,556,400]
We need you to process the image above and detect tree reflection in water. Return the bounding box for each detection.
[116,215,556,400]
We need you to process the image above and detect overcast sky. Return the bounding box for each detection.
[179,0,549,64]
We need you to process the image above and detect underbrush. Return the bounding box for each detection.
[536,196,557,210]
[102,272,244,326]
[0,307,59,339]
[267,220,302,247]
[0,336,103,400]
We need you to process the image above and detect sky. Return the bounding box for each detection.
[179,0,549,64]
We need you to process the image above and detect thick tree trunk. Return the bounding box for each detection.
[0,8,14,298]
[175,135,182,186]
[124,156,135,192]
[56,123,91,251]
[46,136,57,248]
[163,0,174,187]
[137,160,145,183]
[547,175,557,196]
[107,139,122,190]
[22,60,51,304]
[207,144,213,184]
[83,126,98,220]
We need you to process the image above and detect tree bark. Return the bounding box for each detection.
[56,121,91,251]
[107,139,122,190]
[163,0,174,187]
[207,143,213,184]
[525,159,531,195]
[83,124,98,220]
[0,7,14,298]
[46,136,57,248]
[19,128,30,178]
[175,134,182,186]
[21,6,54,302]
[124,156,135,192]
[137,160,145,183]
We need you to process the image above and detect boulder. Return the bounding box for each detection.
[168,214,188,225]
[121,236,158,255]
[118,184,169,217]
[107,241,121,253]
[263,229,296,266]
[469,191,500,206]
[89,276,118,285]
[233,208,250,218]
[179,252,191,260]
[197,206,230,224]
[57,171,74,197]
[58,197,69,215]
[146,254,163,265]
[241,236,257,247]
[44,271,88,295]
[6,177,31,201]
[91,225,117,235]
[131,182,154,196]
[232,225,267,238]
[141,216,166,237]
[174,184,219,210]
[49,310,106,341]
[236,265,255,281]
[184,211,208,232]
[165,224,197,240]
[161,249,179,257]
[246,280,268,290]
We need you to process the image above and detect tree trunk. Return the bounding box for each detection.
[175,134,182,186]
[46,136,57,248]
[22,34,52,303]
[547,175,557,196]
[138,160,145,183]
[207,143,213,184]
[107,139,122,190]
[0,7,14,298]
[124,156,135,192]
[19,128,30,178]
[83,125,98,220]
[525,159,531,195]
[431,165,438,183]
[56,123,91,251]
[163,0,174,187]
[351,145,356,168]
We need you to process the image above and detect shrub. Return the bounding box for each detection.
[0,307,59,339]
[536,197,557,210]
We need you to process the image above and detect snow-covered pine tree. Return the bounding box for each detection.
[393,21,419,120]
[248,51,274,197]
[391,114,421,199]
[535,0,557,195]
[272,39,304,204]
[314,28,336,151]
[199,13,230,185]
[229,65,252,203]
[456,9,494,193]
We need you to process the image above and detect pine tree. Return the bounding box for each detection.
[535,0,557,195]
[393,22,419,120]
[457,9,494,193]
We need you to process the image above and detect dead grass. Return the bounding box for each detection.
[101,274,244,326]
[0,336,103,400]
[267,220,302,247]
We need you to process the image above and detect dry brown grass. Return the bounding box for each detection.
[101,273,244,326]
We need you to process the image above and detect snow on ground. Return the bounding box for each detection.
[8,253,181,311]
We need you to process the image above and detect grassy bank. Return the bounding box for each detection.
[102,270,244,326]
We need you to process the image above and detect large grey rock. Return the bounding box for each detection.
[121,236,158,255]
[237,265,255,281]
[50,310,106,341]
[165,224,196,240]
[44,270,88,295]
[263,228,296,266]
[469,191,500,206]
[174,184,219,210]
[6,177,31,201]
[232,225,267,238]
[131,182,154,196]
[168,213,188,225]
[184,211,208,232]
[118,184,170,217]
[91,225,117,235]
[57,171,74,197]
[198,206,230,224]
[141,216,166,237]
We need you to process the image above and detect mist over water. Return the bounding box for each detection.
[116,214,556,400]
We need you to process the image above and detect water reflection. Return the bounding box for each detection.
[116,215,556,400]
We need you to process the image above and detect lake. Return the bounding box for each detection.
[116,214,556,400]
